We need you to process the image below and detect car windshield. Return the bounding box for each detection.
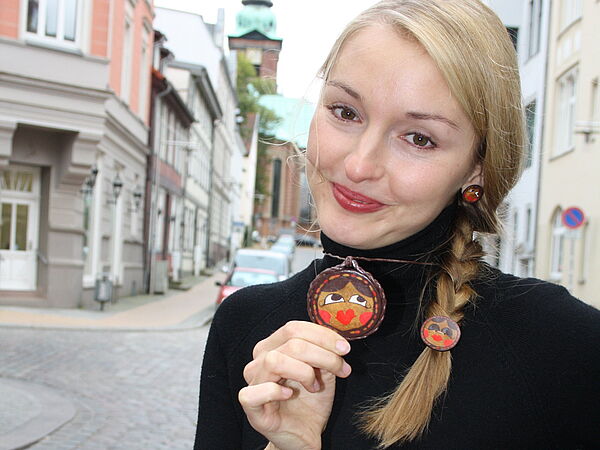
[234,253,286,275]
[229,271,278,287]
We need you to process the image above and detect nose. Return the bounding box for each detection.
[343,129,385,183]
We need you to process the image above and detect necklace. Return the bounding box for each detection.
[307,254,460,350]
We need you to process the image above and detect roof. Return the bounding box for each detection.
[258,95,315,149]
[231,3,280,40]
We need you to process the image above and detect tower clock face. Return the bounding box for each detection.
[246,48,263,65]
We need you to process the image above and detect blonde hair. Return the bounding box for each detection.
[317,0,524,446]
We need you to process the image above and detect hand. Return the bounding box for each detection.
[238,321,352,450]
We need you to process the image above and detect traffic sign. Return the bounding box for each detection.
[562,207,585,229]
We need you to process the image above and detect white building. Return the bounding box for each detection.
[483,0,548,278]
[155,7,251,266]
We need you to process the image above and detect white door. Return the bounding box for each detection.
[0,167,40,291]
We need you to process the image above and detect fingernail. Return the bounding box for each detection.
[281,386,293,398]
[312,380,320,392]
[336,340,350,354]
[342,362,352,376]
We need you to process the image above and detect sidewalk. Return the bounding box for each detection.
[0,271,225,331]
[0,272,225,450]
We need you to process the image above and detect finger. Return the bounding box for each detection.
[245,350,322,393]
[253,320,351,358]
[238,382,293,411]
[238,383,292,432]
[245,338,352,383]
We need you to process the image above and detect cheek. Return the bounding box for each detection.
[307,112,349,171]
[386,161,463,205]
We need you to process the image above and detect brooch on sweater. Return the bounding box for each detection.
[307,255,462,349]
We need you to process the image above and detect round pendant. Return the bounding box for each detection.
[307,257,386,340]
[420,316,461,351]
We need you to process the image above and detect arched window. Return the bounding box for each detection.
[550,209,565,279]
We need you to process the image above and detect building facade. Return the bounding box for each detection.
[0,0,153,308]
[145,35,194,292]
[154,6,248,266]
[165,63,221,277]
[484,0,550,278]
[535,0,600,307]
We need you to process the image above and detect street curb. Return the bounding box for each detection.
[0,304,216,333]
[0,378,76,450]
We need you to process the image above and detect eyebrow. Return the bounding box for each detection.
[326,80,461,131]
[326,80,362,101]
[406,111,460,131]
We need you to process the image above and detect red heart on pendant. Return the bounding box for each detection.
[359,312,373,325]
[319,310,331,324]
[336,309,355,325]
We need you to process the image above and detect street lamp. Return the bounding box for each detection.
[80,165,99,196]
[111,173,123,203]
[132,184,143,211]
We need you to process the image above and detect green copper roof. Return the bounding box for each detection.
[259,95,315,149]
[233,3,279,40]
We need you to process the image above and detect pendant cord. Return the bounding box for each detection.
[324,252,438,266]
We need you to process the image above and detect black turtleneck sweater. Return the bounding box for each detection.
[194,207,600,449]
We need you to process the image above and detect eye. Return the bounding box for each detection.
[324,293,345,304]
[427,324,440,331]
[442,327,453,338]
[348,294,367,307]
[403,132,437,149]
[327,104,360,122]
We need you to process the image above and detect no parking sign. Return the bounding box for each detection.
[561,207,585,230]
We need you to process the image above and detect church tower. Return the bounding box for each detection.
[228,0,283,86]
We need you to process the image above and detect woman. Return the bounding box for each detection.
[194,1,600,448]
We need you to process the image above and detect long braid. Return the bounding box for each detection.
[360,213,484,447]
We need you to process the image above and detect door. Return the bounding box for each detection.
[0,167,40,291]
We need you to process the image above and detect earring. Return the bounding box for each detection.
[462,185,483,203]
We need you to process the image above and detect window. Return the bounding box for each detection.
[154,189,166,252]
[506,27,518,51]
[138,28,150,121]
[591,78,599,124]
[555,68,578,156]
[550,209,565,279]
[525,100,536,167]
[271,159,282,218]
[578,222,590,284]
[561,0,582,31]
[25,0,80,48]
[525,206,532,244]
[527,0,542,58]
[120,17,133,104]
[512,210,519,274]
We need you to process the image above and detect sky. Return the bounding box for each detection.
[153,0,373,100]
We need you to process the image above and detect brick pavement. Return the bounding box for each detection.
[0,272,226,449]
[0,325,210,449]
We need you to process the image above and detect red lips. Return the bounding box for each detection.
[332,183,385,213]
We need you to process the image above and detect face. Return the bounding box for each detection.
[308,268,386,340]
[307,25,482,249]
[420,316,460,351]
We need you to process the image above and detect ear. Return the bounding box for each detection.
[462,162,483,190]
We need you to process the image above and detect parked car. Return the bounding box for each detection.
[232,248,290,281]
[270,243,294,264]
[274,233,296,255]
[215,267,279,305]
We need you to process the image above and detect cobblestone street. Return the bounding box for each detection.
[0,325,210,449]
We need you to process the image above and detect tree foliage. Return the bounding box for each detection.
[235,52,281,197]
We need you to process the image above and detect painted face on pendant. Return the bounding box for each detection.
[308,260,386,340]
[420,316,461,351]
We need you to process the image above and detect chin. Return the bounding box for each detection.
[320,220,376,250]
